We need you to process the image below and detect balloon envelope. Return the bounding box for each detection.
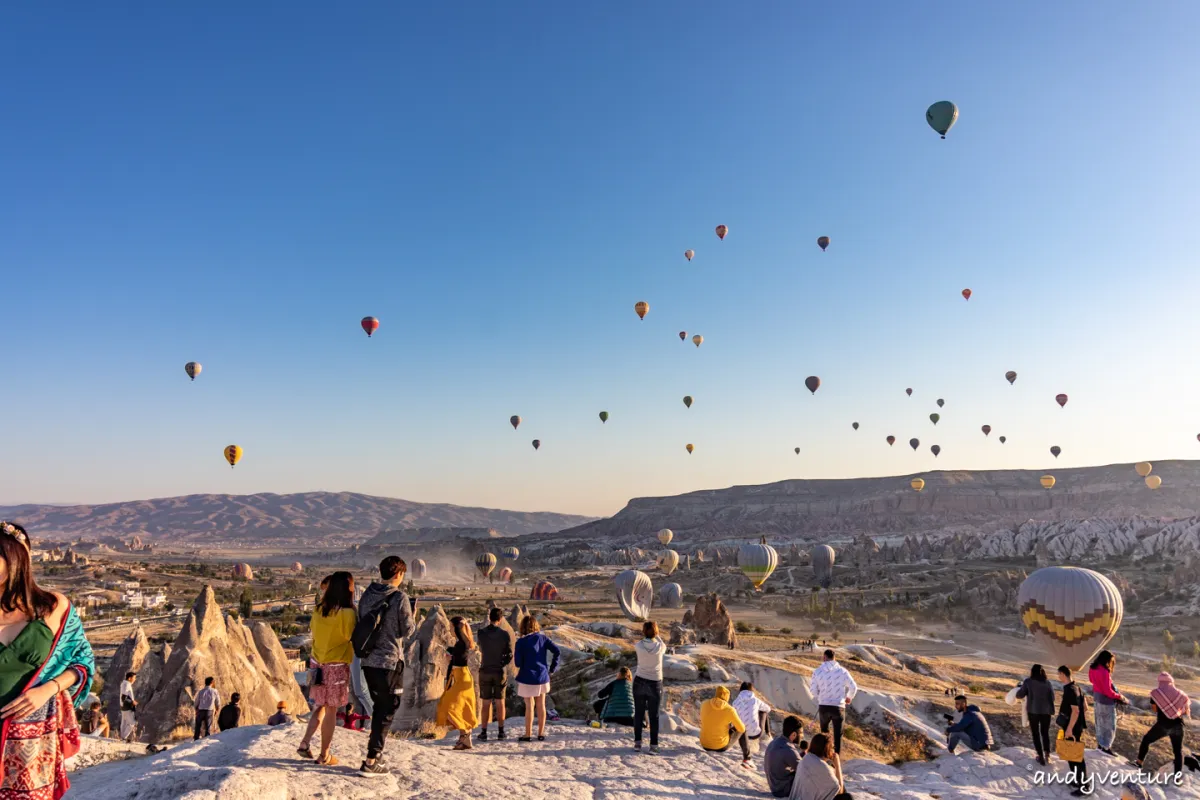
[931,445,941,457]
[614,570,654,622]
[1135,462,1153,477]
[684,250,694,261]
[962,289,972,301]
[475,553,497,578]
[926,101,959,138]
[1056,394,1069,408]
[794,446,801,454]
[185,362,201,380]
[1041,475,1056,489]
[1146,475,1163,490]
[657,529,673,546]
[982,425,992,436]
[361,316,379,337]
[937,399,945,408]
[911,478,925,492]
[738,539,779,590]
[683,396,693,408]
[531,580,559,601]
[686,443,694,454]
[906,388,913,397]
[1005,371,1018,385]
[510,415,521,430]
[501,546,520,561]
[659,582,683,609]
[599,411,609,423]
[657,549,680,576]
[634,301,649,320]
[532,439,541,450]
[909,438,920,451]
[805,376,821,395]
[679,331,687,341]
[852,422,859,431]
[1018,567,1123,671]
[930,414,940,425]
[999,436,1007,444]
[412,559,428,580]
[498,566,512,582]
[692,335,703,347]
[1051,446,1061,458]
[886,436,895,446]
[224,445,242,468]
[817,236,830,251]
[715,225,728,240]
[810,545,835,589]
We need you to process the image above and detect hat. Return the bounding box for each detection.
[277,701,287,709]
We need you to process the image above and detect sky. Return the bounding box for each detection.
[2,2,1199,517]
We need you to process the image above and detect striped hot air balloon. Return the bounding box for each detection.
[498,566,513,582]
[657,549,679,576]
[1018,567,1123,671]
[412,559,428,580]
[659,582,683,609]
[501,546,520,562]
[530,580,559,601]
[657,529,673,546]
[737,538,778,591]
[185,362,202,381]
[811,545,835,589]
[475,553,497,579]
[614,570,654,622]
[231,563,254,581]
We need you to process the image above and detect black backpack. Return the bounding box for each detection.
[352,591,400,659]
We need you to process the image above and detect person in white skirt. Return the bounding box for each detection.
[513,616,561,742]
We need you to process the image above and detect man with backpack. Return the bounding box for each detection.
[354,555,417,777]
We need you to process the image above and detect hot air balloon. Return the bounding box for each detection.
[805,376,821,395]
[684,250,694,261]
[531,580,559,601]
[692,334,703,348]
[532,439,541,450]
[361,316,380,337]
[657,529,673,546]
[411,559,428,580]
[679,331,687,341]
[961,289,972,301]
[982,425,992,436]
[810,545,835,589]
[1018,567,1123,670]
[510,415,521,430]
[1146,475,1163,490]
[715,225,728,240]
[738,537,779,591]
[906,388,913,397]
[498,566,513,582]
[999,436,1007,444]
[686,443,694,454]
[926,101,959,139]
[817,236,830,252]
[224,445,242,468]
[291,562,304,573]
[886,436,896,446]
[634,301,649,320]
[615,570,654,622]
[1056,394,1069,409]
[937,399,945,408]
[683,395,693,408]
[852,422,859,431]
[931,445,941,457]
[657,549,680,576]
[1005,371,1018,385]
[1135,462,1153,478]
[930,413,940,425]
[185,362,202,381]
[231,563,254,581]
[911,478,925,492]
[1051,446,1061,459]
[501,546,520,562]
[1040,475,1056,490]
[599,411,609,424]
[659,583,683,609]
[794,447,801,455]
[475,553,497,579]
[909,438,920,451]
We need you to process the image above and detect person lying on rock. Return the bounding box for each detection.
[945,695,993,754]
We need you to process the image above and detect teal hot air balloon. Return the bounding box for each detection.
[926,101,959,139]
[501,546,520,562]
[737,537,779,591]
[475,552,497,579]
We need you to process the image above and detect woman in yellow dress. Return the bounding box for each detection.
[436,616,479,750]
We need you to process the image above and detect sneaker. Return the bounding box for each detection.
[359,760,390,777]
[647,746,660,756]
[741,759,752,769]
[1036,755,1046,766]
[633,741,642,752]
[1098,747,1114,756]
[478,729,488,742]
[497,729,507,740]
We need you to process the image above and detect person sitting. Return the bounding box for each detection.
[945,695,993,753]
[217,692,241,731]
[267,701,293,726]
[764,715,804,797]
[732,680,772,767]
[593,666,635,727]
[699,686,746,754]
[789,732,852,800]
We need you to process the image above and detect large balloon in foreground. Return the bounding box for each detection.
[532,439,541,450]
[657,528,673,546]
[599,411,609,424]
[909,438,920,451]
[361,316,379,337]
[224,445,242,468]
[185,362,202,381]
[926,101,959,138]
[531,580,559,601]
[1040,475,1056,489]
[1056,393,1069,408]
[683,395,693,408]
[634,301,649,320]
[684,250,694,261]
[738,538,779,590]
[981,425,992,436]
[886,436,895,446]
[805,376,821,395]
[475,552,497,579]
[961,289,972,301]
[817,236,830,252]
[692,334,703,348]
[1005,371,1018,385]
[810,544,835,589]
[1050,446,1061,458]
[412,559,428,580]
[686,443,694,454]
[929,413,940,425]
[615,569,654,622]
[1145,475,1163,490]
[1018,566,1123,671]
[931,444,941,457]
[510,415,521,430]
[501,546,520,561]
[1135,462,1153,477]
[657,549,680,576]
[911,478,925,492]
[659,582,683,609]
[715,224,728,240]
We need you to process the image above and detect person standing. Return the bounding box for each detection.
[699,685,746,754]
[477,607,514,741]
[789,733,852,800]
[1057,665,1089,798]
[268,701,293,726]
[436,616,480,750]
[298,571,356,766]
[809,650,857,755]
[119,671,138,742]
[1087,650,1126,756]
[732,681,772,768]
[513,615,560,743]
[1015,665,1055,766]
[633,620,665,755]
[193,676,220,740]
[764,715,805,797]
[355,556,416,776]
[217,692,241,731]
[1135,671,1190,778]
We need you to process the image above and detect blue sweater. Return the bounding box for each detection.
[947,705,994,750]
[514,632,560,685]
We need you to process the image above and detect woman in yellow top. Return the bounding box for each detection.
[700,685,746,753]
[298,571,355,766]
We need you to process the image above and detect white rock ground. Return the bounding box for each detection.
[68,720,1198,800]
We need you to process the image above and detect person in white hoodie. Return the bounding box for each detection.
[732,681,772,767]
[633,620,665,755]
[808,649,857,754]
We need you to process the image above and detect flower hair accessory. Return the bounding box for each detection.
[0,521,30,547]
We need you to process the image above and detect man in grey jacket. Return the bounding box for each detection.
[357,555,417,777]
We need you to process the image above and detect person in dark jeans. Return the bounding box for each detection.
[477,607,514,741]
[356,555,417,777]
[810,649,858,755]
[633,621,665,754]
[1057,666,1089,797]
[1136,671,1190,777]
[193,676,220,740]
[1015,664,1056,766]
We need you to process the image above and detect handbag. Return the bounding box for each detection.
[1056,733,1085,762]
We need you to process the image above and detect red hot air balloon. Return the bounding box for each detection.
[715,225,728,240]
[909,438,920,451]
[804,376,821,395]
[961,289,972,301]
[886,436,896,446]
[361,316,380,337]
[1056,394,1069,409]
[982,425,992,436]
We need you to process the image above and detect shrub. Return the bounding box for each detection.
[967,683,986,695]
[606,657,622,670]
[735,621,751,634]
[831,630,841,641]
[780,627,793,634]
[593,646,612,661]
[842,726,860,742]
[885,725,929,765]
[754,626,764,634]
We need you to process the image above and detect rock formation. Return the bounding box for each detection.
[671,593,736,648]
[395,605,471,729]
[101,628,169,732]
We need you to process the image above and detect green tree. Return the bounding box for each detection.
[239,587,254,619]
[1164,629,1176,656]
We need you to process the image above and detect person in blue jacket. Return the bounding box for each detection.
[513,615,560,742]
[945,695,993,753]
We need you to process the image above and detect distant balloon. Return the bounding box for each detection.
[475,553,497,579]
[886,436,896,446]
[659,582,683,609]
[291,562,304,573]
[692,334,703,348]
[911,478,925,492]
[1135,462,1153,478]
[510,415,521,430]
[185,362,202,381]
[412,559,428,580]
[852,422,859,431]
[501,546,520,562]
[232,563,254,581]
[599,411,609,424]
[614,569,654,622]
[715,224,728,240]
[738,537,779,590]
[224,445,242,468]
[817,236,830,252]
[634,301,649,320]
[532,439,541,450]
[1145,475,1163,490]
[1056,394,1069,409]
[805,376,821,395]
[931,444,941,457]
[657,549,680,576]
[683,395,693,409]
[686,443,694,454]
[361,316,380,337]
[531,580,559,601]
[810,544,835,589]
[657,529,674,546]
[684,250,694,261]
[961,289,972,301]
[1050,446,1061,459]
[498,566,512,582]
[1040,475,1056,490]
[926,101,959,139]
[1018,567,1123,670]
[906,388,913,397]
[981,425,992,436]
[909,438,920,451]
[794,447,801,455]
[1005,371,1018,385]
[999,436,1007,444]
[679,331,687,341]
[937,399,945,408]
[930,413,940,425]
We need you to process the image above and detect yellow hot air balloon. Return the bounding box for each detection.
[223,445,243,468]
[911,478,925,492]
[692,334,703,348]
[1018,567,1123,670]
[738,537,779,590]
[1145,475,1162,490]
[1040,475,1056,490]
[657,549,680,576]
[686,443,694,454]
[1135,462,1153,477]
[657,529,673,546]
[634,301,649,320]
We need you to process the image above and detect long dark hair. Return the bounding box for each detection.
[1,523,57,619]
[318,571,354,617]
[1090,650,1114,671]
[1030,664,1047,681]
[808,733,833,759]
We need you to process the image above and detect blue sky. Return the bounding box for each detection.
[2,3,1198,517]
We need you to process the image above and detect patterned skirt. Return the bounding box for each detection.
[308,661,351,709]
[0,690,79,800]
